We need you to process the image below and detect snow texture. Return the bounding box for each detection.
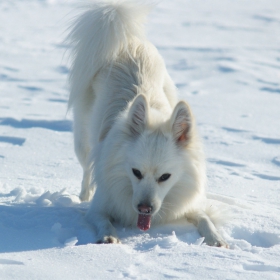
[0,0,280,279]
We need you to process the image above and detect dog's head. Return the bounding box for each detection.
[124,94,197,227]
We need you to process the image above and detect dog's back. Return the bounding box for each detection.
[91,41,178,142]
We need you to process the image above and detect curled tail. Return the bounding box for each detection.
[67,0,153,109]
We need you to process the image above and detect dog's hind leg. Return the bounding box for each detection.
[79,168,94,202]
[186,211,229,248]
[72,91,95,201]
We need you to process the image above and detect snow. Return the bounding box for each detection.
[0,0,280,278]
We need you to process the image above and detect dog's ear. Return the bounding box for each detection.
[127,94,148,137]
[170,101,193,146]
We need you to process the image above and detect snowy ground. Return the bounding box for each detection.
[0,0,280,279]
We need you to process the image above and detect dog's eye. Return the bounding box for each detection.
[158,173,171,182]
[132,168,143,180]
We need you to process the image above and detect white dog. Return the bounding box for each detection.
[67,0,228,247]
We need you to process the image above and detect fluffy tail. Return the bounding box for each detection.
[67,0,153,109]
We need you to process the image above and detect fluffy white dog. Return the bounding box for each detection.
[67,0,228,247]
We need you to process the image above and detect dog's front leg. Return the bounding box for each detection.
[187,211,229,248]
[86,213,121,244]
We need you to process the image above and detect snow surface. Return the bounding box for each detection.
[0,0,280,279]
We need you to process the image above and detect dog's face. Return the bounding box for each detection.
[125,95,193,219]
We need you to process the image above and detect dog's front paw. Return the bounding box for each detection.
[96,236,121,244]
[204,233,229,248]
[207,238,229,248]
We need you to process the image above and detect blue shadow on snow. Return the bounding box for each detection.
[0,136,26,146]
[0,118,72,132]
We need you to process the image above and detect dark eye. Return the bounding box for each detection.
[158,173,171,183]
[132,168,143,180]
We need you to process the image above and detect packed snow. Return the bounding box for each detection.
[0,0,280,279]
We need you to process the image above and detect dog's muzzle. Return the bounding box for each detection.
[137,203,153,214]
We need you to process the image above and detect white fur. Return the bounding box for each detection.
[67,0,228,247]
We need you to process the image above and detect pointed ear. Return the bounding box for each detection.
[127,95,148,137]
[170,101,193,146]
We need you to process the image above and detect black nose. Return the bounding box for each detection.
[137,203,153,214]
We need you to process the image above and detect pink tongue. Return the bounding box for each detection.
[137,214,151,231]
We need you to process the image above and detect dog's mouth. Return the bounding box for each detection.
[137,213,151,231]
[136,204,153,231]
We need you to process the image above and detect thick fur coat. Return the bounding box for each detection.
[67,0,228,247]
